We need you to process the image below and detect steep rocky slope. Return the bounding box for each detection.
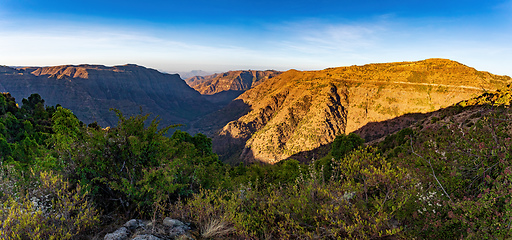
[186,70,282,105]
[0,64,216,127]
[212,59,511,164]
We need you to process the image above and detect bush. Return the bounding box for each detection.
[51,109,225,216]
[331,133,365,160]
[387,106,512,238]
[320,147,415,239]
[0,171,99,239]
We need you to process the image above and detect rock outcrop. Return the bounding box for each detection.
[104,218,191,240]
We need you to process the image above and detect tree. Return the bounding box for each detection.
[330,133,365,160]
[21,93,44,111]
[51,107,81,154]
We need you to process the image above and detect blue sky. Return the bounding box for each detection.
[0,0,511,76]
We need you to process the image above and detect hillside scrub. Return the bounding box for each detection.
[387,105,512,238]
[0,170,98,239]
[0,93,98,239]
[171,148,414,239]
[51,108,227,217]
[2,91,512,239]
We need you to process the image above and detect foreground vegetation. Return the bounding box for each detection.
[1,90,512,239]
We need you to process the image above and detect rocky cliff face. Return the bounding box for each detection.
[212,59,512,164]
[0,64,216,128]
[185,70,282,107]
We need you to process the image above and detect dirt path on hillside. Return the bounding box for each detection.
[340,79,485,90]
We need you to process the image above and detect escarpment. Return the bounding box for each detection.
[0,64,216,128]
[213,91,289,163]
[236,84,348,164]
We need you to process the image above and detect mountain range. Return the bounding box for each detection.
[0,64,216,128]
[1,59,510,164]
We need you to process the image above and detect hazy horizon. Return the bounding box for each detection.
[1,0,511,76]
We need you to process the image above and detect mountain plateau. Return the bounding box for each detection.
[0,64,216,128]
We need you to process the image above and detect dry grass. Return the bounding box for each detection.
[201,218,234,239]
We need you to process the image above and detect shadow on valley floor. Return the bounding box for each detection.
[288,144,332,163]
[352,112,430,143]
[190,99,251,136]
[288,111,434,163]
[203,90,245,106]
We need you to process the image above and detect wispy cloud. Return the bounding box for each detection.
[256,15,512,75]
[269,20,382,52]
[1,11,512,76]
[494,0,512,11]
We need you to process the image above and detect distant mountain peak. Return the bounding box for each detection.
[178,70,218,79]
[187,70,282,95]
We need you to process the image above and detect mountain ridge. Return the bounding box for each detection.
[210,58,511,164]
[2,59,510,165]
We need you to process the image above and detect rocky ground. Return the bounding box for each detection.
[103,218,193,240]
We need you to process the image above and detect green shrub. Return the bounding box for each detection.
[431,116,439,123]
[321,147,414,239]
[51,109,225,216]
[331,133,365,160]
